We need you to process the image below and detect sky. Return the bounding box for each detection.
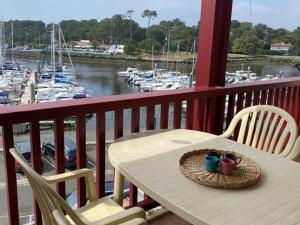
[1,0,300,31]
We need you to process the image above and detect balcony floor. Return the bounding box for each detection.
[147,207,191,225]
[149,213,191,225]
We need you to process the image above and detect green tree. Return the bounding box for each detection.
[232,36,260,55]
[122,10,134,40]
[91,40,100,50]
[254,24,268,40]
[148,25,165,44]
[139,39,161,53]
[124,40,138,54]
[141,10,158,39]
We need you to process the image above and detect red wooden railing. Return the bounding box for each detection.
[1,77,300,225]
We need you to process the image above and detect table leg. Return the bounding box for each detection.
[113,169,124,206]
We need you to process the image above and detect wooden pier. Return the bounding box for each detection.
[20,71,36,104]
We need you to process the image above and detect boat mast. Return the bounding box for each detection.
[11,22,13,63]
[0,16,3,71]
[190,40,197,87]
[51,23,56,75]
[166,33,170,70]
[175,40,180,74]
[58,23,62,67]
[59,26,75,76]
[151,45,154,70]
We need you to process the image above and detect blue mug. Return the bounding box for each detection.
[207,151,222,159]
[205,156,220,173]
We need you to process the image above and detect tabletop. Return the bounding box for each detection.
[108,129,300,225]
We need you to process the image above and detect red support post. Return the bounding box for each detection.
[196,0,233,87]
[54,117,65,199]
[130,107,140,206]
[96,112,106,199]
[2,125,19,225]
[194,0,233,133]
[30,121,42,225]
[76,114,87,208]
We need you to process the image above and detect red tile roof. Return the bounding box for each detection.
[271,42,293,47]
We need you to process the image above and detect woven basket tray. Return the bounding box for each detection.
[179,149,261,189]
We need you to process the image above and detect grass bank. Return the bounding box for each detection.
[13,50,300,66]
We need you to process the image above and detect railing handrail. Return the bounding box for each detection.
[1,77,300,125]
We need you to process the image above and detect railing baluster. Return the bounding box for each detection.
[206,97,216,133]
[96,112,105,198]
[233,93,244,140]
[129,108,140,206]
[131,107,140,133]
[198,98,207,132]
[173,101,182,129]
[267,89,274,105]
[236,93,244,114]
[76,114,87,208]
[297,86,300,128]
[146,105,155,130]
[253,91,260,105]
[160,103,169,129]
[245,92,253,107]
[54,117,65,199]
[214,96,226,134]
[115,110,124,138]
[2,125,19,225]
[185,99,194,129]
[279,88,286,109]
[226,94,235,129]
[30,121,42,225]
[260,90,268,105]
[274,88,281,107]
[293,87,300,124]
[286,87,293,113]
[145,106,155,201]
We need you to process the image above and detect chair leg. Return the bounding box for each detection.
[114,169,125,206]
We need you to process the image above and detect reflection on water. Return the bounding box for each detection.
[74,62,138,96]
[19,58,300,98]
[227,63,300,78]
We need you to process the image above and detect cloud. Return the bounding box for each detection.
[0,0,299,30]
[232,0,300,30]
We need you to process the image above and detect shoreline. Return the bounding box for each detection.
[12,50,300,66]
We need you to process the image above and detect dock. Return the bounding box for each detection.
[20,71,36,104]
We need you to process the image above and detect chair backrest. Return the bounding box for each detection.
[288,135,300,160]
[226,105,298,158]
[9,148,85,225]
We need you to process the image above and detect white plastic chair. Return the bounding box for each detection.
[9,148,147,225]
[220,105,299,159]
[288,136,300,160]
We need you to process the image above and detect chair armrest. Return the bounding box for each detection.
[43,168,96,202]
[92,218,147,225]
[219,126,235,139]
[91,207,146,225]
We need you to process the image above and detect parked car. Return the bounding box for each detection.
[14,141,31,173]
[66,180,137,209]
[42,138,76,169]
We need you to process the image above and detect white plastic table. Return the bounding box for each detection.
[109,129,300,225]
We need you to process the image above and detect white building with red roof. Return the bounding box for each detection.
[74,40,93,50]
[270,42,293,53]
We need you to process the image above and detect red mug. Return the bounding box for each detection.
[220,158,235,175]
